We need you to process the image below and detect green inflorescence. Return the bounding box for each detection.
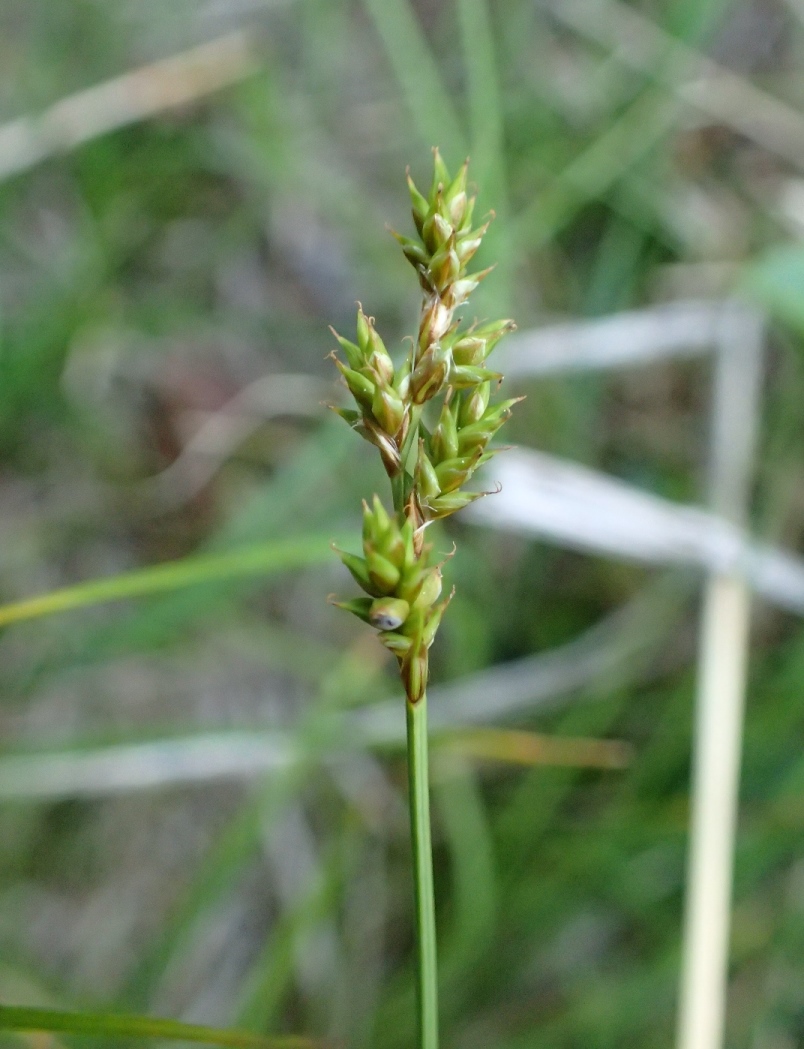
[329,149,518,703]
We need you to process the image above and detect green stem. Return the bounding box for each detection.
[406,693,439,1049]
[392,405,424,512]
[391,470,406,515]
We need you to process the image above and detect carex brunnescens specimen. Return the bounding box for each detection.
[329,150,516,1049]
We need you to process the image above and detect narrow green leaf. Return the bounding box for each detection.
[0,535,337,629]
[0,1005,320,1049]
[455,0,513,314]
[361,0,465,160]
[514,88,678,250]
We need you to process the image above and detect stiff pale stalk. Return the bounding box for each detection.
[406,694,438,1049]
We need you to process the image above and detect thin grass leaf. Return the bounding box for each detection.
[434,764,496,978]
[0,535,336,629]
[0,1005,320,1049]
[455,0,513,314]
[360,0,465,159]
[237,848,340,1033]
[513,88,679,250]
[553,0,804,172]
[124,774,306,1007]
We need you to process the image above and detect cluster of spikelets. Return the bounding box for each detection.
[332,497,451,704]
[330,149,517,703]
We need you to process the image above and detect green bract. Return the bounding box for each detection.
[329,150,518,703]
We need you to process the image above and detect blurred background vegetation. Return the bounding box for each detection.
[2,1,804,1047]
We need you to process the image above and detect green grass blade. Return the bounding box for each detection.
[0,1005,319,1048]
[514,88,678,250]
[0,535,336,628]
[434,761,496,978]
[360,0,465,160]
[455,0,513,315]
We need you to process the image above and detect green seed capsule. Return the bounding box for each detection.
[366,550,401,593]
[452,336,486,367]
[430,148,451,198]
[364,499,392,542]
[403,242,430,269]
[448,190,468,230]
[412,567,443,611]
[372,385,405,435]
[335,361,375,409]
[432,404,460,463]
[435,453,480,493]
[422,211,452,255]
[428,243,461,291]
[369,597,411,631]
[444,159,468,206]
[416,444,442,500]
[356,307,372,355]
[331,330,363,370]
[419,298,452,350]
[426,490,484,519]
[451,364,501,390]
[422,594,451,648]
[458,381,491,426]
[410,343,450,404]
[336,549,376,595]
[407,173,429,234]
[379,630,413,656]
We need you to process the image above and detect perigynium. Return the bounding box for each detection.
[328,149,516,1049]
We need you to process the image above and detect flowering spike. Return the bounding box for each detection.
[329,150,517,702]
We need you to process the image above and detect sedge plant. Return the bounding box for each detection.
[329,149,517,1049]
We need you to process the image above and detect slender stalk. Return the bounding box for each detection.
[406,693,438,1049]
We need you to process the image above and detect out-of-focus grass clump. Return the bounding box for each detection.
[1,2,804,1048]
